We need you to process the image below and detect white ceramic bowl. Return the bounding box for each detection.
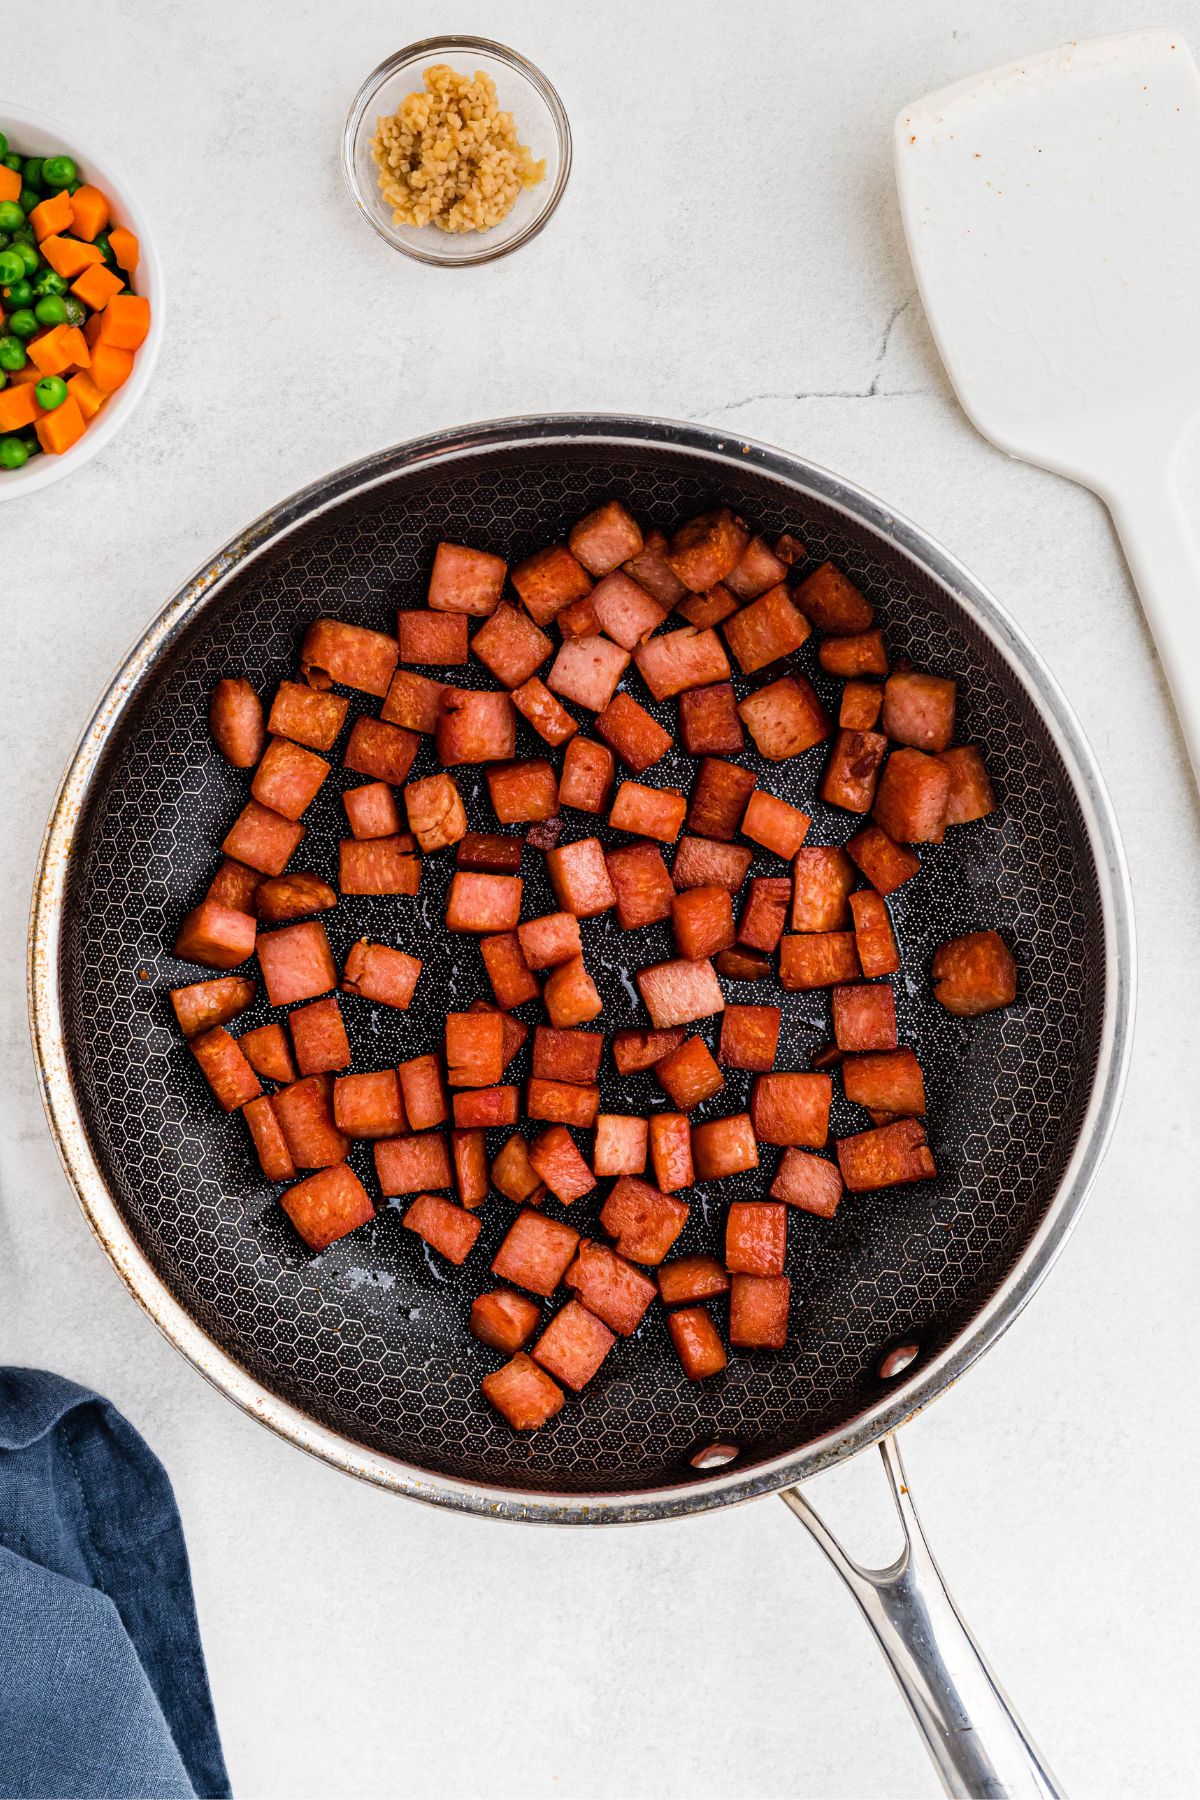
[0,102,164,500]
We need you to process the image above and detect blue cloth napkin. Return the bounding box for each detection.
[0,1369,231,1800]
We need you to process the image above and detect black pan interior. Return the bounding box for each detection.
[59,441,1104,1495]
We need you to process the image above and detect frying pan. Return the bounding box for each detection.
[28,417,1133,1799]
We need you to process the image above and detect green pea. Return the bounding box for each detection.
[35,375,68,411]
[18,428,41,456]
[4,280,34,309]
[14,240,39,277]
[0,336,27,372]
[7,309,38,340]
[0,249,26,286]
[0,368,6,391]
[31,269,67,298]
[34,295,67,327]
[41,155,77,191]
[93,231,117,267]
[0,133,8,162]
[0,233,8,252]
[21,157,45,193]
[0,200,25,233]
[0,436,29,470]
[63,295,86,328]
[10,225,35,246]
[19,189,40,216]
[2,153,22,174]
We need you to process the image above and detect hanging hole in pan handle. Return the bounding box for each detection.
[688,1440,740,1471]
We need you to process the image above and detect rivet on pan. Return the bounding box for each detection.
[879,1343,920,1380]
[689,1441,739,1470]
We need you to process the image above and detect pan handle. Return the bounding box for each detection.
[780,1434,1063,1799]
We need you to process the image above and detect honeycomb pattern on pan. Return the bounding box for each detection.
[61,443,1104,1494]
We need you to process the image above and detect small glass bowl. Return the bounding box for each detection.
[342,37,571,268]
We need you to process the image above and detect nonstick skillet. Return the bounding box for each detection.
[29,417,1133,1798]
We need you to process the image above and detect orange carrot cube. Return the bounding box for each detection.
[751,1072,832,1146]
[678,682,744,755]
[655,1035,725,1110]
[472,603,552,688]
[28,325,76,376]
[832,983,897,1052]
[86,342,134,393]
[491,1134,546,1206]
[533,1300,615,1391]
[470,1290,541,1353]
[170,974,255,1039]
[547,636,630,711]
[610,781,687,843]
[0,383,40,431]
[666,508,749,591]
[492,1210,581,1295]
[591,569,668,648]
[596,691,672,773]
[342,940,422,1008]
[174,900,256,971]
[848,890,900,977]
[34,392,86,454]
[667,1307,728,1379]
[737,878,791,954]
[874,748,951,844]
[333,1069,407,1139]
[687,756,755,841]
[599,1177,689,1264]
[672,886,735,960]
[481,1354,565,1430]
[67,183,109,240]
[605,841,675,929]
[592,1114,648,1176]
[938,746,997,825]
[543,956,603,1027]
[527,1078,600,1129]
[649,1113,694,1192]
[428,541,506,616]
[738,675,830,760]
[546,837,616,917]
[568,500,644,575]
[637,957,725,1028]
[108,226,139,273]
[436,689,516,765]
[374,1130,453,1195]
[96,292,151,350]
[658,1254,730,1305]
[403,1192,482,1264]
[511,675,579,746]
[931,931,1017,1015]
[565,1240,657,1334]
[718,1005,781,1071]
[487,758,559,824]
[29,189,73,239]
[691,1114,759,1180]
[511,543,593,624]
[480,932,540,1008]
[729,1273,790,1348]
[39,234,104,278]
[243,1095,296,1182]
[281,1162,373,1251]
[672,836,753,891]
[741,790,811,859]
[794,562,873,633]
[726,1201,787,1275]
[558,737,616,813]
[191,1027,261,1112]
[635,626,731,700]
[257,920,337,1006]
[445,1012,505,1088]
[70,263,126,311]
[836,1118,936,1192]
[445,871,522,932]
[769,1149,844,1217]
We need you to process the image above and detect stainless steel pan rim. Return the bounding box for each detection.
[27,413,1135,1525]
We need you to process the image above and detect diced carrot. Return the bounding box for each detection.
[938,746,998,825]
[86,342,134,393]
[671,836,754,892]
[883,673,957,752]
[34,394,86,455]
[874,748,951,844]
[690,1113,759,1180]
[174,900,256,970]
[470,1290,541,1354]
[832,983,897,1052]
[725,534,790,600]
[480,931,540,1008]
[71,263,124,311]
[634,626,731,700]
[687,757,755,840]
[737,878,791,953]
[191,1027,261,1112]
[97,292,151,350]
[717,1005,781,1071]
[779,933,862,990]
[428,541,506,616]
[403,1192,482,1265]
[68,184,110,241]
[769,1148,844,1217]
[473,603,552,687]
[28,325,76,376]
[518,911,582,970]
[678,682,744,755]
[511,543,593,624]
[29,189,74,240]
[723,583,811,674]
[41,235,104,279]
[108,226,140,273]
[546,837,616,917]
[792,846,855,931]
[374,1131,453,1195]
[666,508,749,591]
[931,931,1017,1015]
[849,889,901,978]
[558,738,616,813]
[591,568,668,648]
[741,790,811,859]
[0,165,21,202]
[527,1078,600,1129]
[445,1012,505,1088]
[738,675,830,760]
[511,675,580,747]
[257,919,337,1006]
[288,995,351,1076]
[0,384,39,432]
[794,562,873,633]
[547,636,630,712]
[445,871,522,932]
[657,1255,729,1305]
[565,1240,657,1334]
[338,834,422,895]
[836,1118,936,1192]
[649,1113,694,1192]
[667,1307,728,1379]
[604,841,675,929]
[281,1162,374,1251]
[342,940,422,1008]
[599,1177,689,1265]
[492,1210,580,1296]
[170,974,255,1038]
[452,1087,520,1128]
[273,1075,349,1170]
[750,1073,832,1146]
[381,669,447,732]
[820,729,889,814]
[487,758,559,824]
[543,956,604,1028]
[333,1069,407,1139]
[569,500,644,576]
[592,1114,649,1176]
[846,824,921,895]
[437,689,516,765]
[611,1027,686,1074]
[842,1049,927,1116]
[59,325,90,369]
[596,691,673,774]
[729,1274,790,1348]
[491,1134,546,1205]
[482,1354,565,1431]
[726,1201,787,1275]
[243,1095,296,1182]
[533,1300,615,1391]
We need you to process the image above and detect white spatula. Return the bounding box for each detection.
[895,29,1200,778]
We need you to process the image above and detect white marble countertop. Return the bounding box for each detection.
[4,4,1199,1796]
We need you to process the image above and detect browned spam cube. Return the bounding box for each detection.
[343,781,402,841]
[741,790,811,860]
[221,802,304,877]
[569,500,644,576]
[487,760,559,826]
[612,1027,686,1074]
[737,878,791,954]
[457,832,523,874]
[531,1026,603,1085]
[470,1289,541,1354]
[672,886,735,960]
[445,872,523,933]
[750,1072,832,1147]
[557,596,601,639]
[519,911,582,971]
[623,527,689,606]
[482,1353,565,1431]
[437,689,517,766]
[397,1054,449,1129]
[492,1209,581,1295]
[592,1114,649,1177]
[718,1005,781,1071]
[339,834,422,896]
[404,772,467,851]
[480,932,540,1008]
[666,508,749,591]
[374,1130,453,1196]
[656,1035,725,1110]
[672,836,754,892]
[678,683,744,756]
[472,1000,527,1069]
[715,947,773,981]
[770,1148,844,1217]
[273,1075,349,1169]
[610,781,687,844]
[427,542,506,616]
[565,1240,656,1334]
[649,1113,694,1192]
[171,974,256,1039]
[687,757,756,841]
[543,957,603,1028]
[381,669,448,734]
[208,680,261,767]
[840,682,884,732]
[600,1177,688,1265]
[256,873,337,925]
[289,996,351,1076]
[849,890,900,977]
[546,636,631,712]
[527,1078,600,1129]
[634,627,731,700]
[453,1084,520,1129]
[726,1201,787,1276]
[846,824,921,894]
[558,737,616,814]
[396,609,469,666]
[333,1069,407,1139]
[445,1011,505,1088]
[344,716,421,785]
[243,1095,296,1182]
[657,1255,729,1305]
[667,1307,728,1380]
[596,692,673,774]
[546,837,616,917]
[528,1125,596,1203]
[677,584,739,629]
[874,748,951,844]
[471,603,552,689]
[342,941,422,1009]
[725,534,790,600]
[533,1300,615,1391]
[637,957,725,1028]
[192,1027,261,1112]
[738,676,830,760]
[300,619,398,698]
[931,931,1017,1016]
[175,901,257,971]
[938,746,998,825]
[821,729,889,814]
[281,1162,374,1251]
[843,1049,926,1116]
[729,1274,790,1349]
[591,569,669,648]
[511,676,579,747]
[691,1113,758,1181]
[883,672,957,752]
[836,1118,936,1192]
[794,562,873,634]
[723,583,811,674]
[268,680,349,751]
[819,630,889,678]
[792,847,855,932]
[605,842,675,929]
[207,858,265,915]
[832,983,897,1052]
[258,920,337,1006]
[491,1134,546,1206]
[511,543,593,625]
[780,933,862,991]
[403,1192,482,1265]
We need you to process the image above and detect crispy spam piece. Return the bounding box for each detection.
[256,873,337,924]
[718,1005,781,1071]
[672,885,735,960]
[403,1192,482,1264]
[883,672,957,752]
[437,689,517,765]
[592,1114,649,1177]
[932,931,1017,1015]
[725,534,790,600]
[428,541,506,616]
[792,846,855,931]
[610,781,687,844]
[836,1118,936,1192]
[565,1240,656,1333]
[281,1162,374,1251]
[780,933,862,991]
[404,772,467,851]
[596,691,672,773]
[511,543,593,625]
[381,669,448,734]
[715,947,772,981]
[729,1274,790,1349]
[222,802,303,877]
[470,1289,541,1354]
[487,760,559,825]
[849,889,901,978]
[289,996,351,1076]
[511,676,579,747]
[344,716,420,785]
[832,983,897,1052]
[671,836,753,892]
[691,1113,759,1180]
[605,841,675,929]
[821,729,888,814]
[530,1025,602,1086]
[397,609,469,666]
[723,583,811,674]
[770,1148,844,1217]
[207,858,264,915]
[258,920,337,1006]
[840,681,884,732]
[519,911,582,971]
[492,1210,581,1295]
[679,682,744,755]
[251,737,330,821]
[657,1254,729,1305]
[547,636,630,712]
[558,595,600,637]
[558,737,615,813]
[737,878,791,954]
[667,1307,728,1379]
[666,509,749,591]
[939,746,997,825]
[445,1012,505,1087]
[623,527,689,607]
[819,630,889,678]
[343,781,402,841]
[843,1049,926,1115]
[738,675,830,760]
[546,838,616,917]
[472,603,552,688]
[452,1083,519,1128]
[339,834,422,895]
[527,1078,600,1129]
[874,748,951,844]
[209,678,265,768]
[751,1072,833,1147]
[591,569,668,648]
[600,1177,688,1265]
[543,957,603,1028]
[192,1027,261,1111]
[794,562,873,634]
[687,756,755,841]
[480,932,540,1008]
[273,1075,349,1170]
[300,619,398,697]
[491,1134,546,1205]
[637,958,725,1028]
[457,832,523,874]
[656,1035,725,1110]
[342,941,422,1009]
[171,974,256,1039]
[726,1202,787,1276]
[649,1113,694,1192]
[174,902,256,971]
[397,1054,449,1130]
[482,1353,565,1431]
[529,1126,596,1202]
[333,1069,407,1139]
[533,1299,615,1391]
[470,999,528,1068]
[847,824,921,894]
[243,1095,296,1182]
[741,790,811,860]
[612,1027,686,1074]
[569,500,643,576]
[678,584,739,629]
[635,626,731,700]
[268,680,348,751]
[374,1130,453,1195]
[446,871,522,932]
